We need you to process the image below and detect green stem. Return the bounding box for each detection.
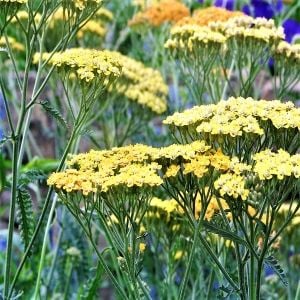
[178,220,201,300]
[3,139,19,299]
[33,195,58,300]
[63,261,73,300]
[249,220,256,300]
[8,125,78,298]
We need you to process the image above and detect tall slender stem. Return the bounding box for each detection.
[33,196,58,300]
[249,220,256,300]
[3,138,19,299]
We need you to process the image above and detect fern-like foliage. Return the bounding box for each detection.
[16,187,35,250]
[39,99,68,128]
[16,170,45,251]
[265,255,288,286]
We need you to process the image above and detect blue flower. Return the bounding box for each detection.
[283,19,300,43]
[242,0,283,19]
[198,0,234,10]
[214,0,235,10]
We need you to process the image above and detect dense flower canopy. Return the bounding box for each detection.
[129,0,189,27]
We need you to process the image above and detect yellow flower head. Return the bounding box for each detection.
[129,0,189,28]
[253,149,300,180]
[176,6,244,27]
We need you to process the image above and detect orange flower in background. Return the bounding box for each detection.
[176,6,243,27]
[129,0,189,27]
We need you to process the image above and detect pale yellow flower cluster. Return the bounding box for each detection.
[0,36,24,51]
[165,25,226,53]
[274,41,300,63]
[38,48,122,83]
[214,173,249,200]
[209,16,284,44]
[166,15,284,54]
[109,52,168,114]
[164,97,300,137]
[253,149,300,180]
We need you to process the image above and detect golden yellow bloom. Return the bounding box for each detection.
[139,243,147,252]
[149,197,183,216]
[37,48,122,84]
[164,164,180,178]
[174,250,185,260]
[48,144,166,195]
[176,7,243,27]
[129,0,189,28]
[39,50,166,111]
[195,194,230,221]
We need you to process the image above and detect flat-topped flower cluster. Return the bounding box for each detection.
[165,15,285,54]
[129,0,189,28]
[164,97,300,137]
[38,48,168,113]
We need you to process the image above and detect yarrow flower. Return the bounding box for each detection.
[37,48,122,87]
[163,97,300,137]
[253,149,300,180]
[129,0,189,28]
[176,7,243,27]
[109,52,168,114]
[214,173,249,200]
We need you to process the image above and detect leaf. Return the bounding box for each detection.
[21,157,59,173]
[203,221,248,246]
[39,100,68,128]
[19,169,46,186]
[16,188,35,251]
[265,255,288,286]
[80,262,103,300]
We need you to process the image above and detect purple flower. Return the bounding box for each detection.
[283,19,300,43]
[242,0,283,19]
[214,0,235,10]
